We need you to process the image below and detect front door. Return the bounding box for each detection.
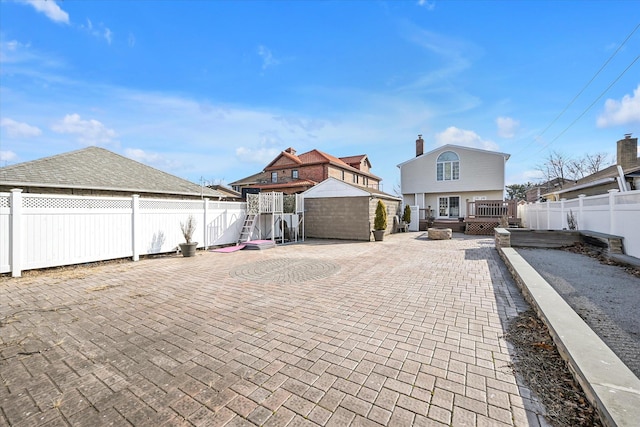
[438,196,460,218]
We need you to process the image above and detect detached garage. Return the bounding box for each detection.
[303,178,402,241]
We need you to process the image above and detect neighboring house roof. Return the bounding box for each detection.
[268,148,381,180]
[0,146,225,198]
[543,177,618,196]
[304,177,400,200]
[264,150,303,168]
[311,150,381,180]
[397,144,511,168]
[229,171,266,187]
[339,154,369,168]
[207,185,242,199]
[542,164,640,197]
[230,147,382,187]
[248,179,317,191]
[525,178,571,201]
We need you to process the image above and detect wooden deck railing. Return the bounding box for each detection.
[466,199,517,219]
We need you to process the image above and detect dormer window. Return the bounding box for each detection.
[436,151,459,181]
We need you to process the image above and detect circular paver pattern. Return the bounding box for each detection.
[230,257,340,284]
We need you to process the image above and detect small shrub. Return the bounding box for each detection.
[403,204,411,224]
[374,200,387,231]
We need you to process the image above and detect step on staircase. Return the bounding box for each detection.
[237,214,258,244]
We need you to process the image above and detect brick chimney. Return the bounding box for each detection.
[416,134,424,157]
[284,147,296,155]
[617,134,638,170]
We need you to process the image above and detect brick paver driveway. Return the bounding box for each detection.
[1,233,548,426]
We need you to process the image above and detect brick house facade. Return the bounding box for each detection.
[230,147,382,197]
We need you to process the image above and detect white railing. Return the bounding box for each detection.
[296,193,304,214]
[1,190,246,277]
[518,189,640,258]
[259,192,284,213]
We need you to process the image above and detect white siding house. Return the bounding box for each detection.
[398,136,510,219]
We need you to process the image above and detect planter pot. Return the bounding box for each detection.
[373,230,385,241]
[179,242,198,257]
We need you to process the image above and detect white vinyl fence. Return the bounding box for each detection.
[518,189,640,258]
[1,190,246,277]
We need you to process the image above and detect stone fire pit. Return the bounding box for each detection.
[428,227,452,240]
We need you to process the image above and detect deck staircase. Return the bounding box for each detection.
[237,214,258,244]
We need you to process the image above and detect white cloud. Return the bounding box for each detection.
[417,0,436,10]
[124,148,182,170]
[235,147,281,164]
[496,116,520,138]
[4,40,28,52]
[79,19,113,44]
[104,28,112,45]
[1,39,30,64]
[0,118,42,138]
[257,45,279,70]
[0,39,68,73]
[125,148,162,163]
[19,0,69,24]
[434,126,500,151]
[505,168,546,186]
[597,85,640,127]
[51,114,117,145]
[0,150,18,162]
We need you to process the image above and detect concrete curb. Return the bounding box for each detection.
[498,246,640,427]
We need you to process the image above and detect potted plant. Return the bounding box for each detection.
[373,200,387,241]
[402,204,411,230]
[426,205,435,228]
[179,215,198,257]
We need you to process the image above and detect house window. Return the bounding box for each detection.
[436,151,460,181]
[353,174,358,184]
[341,170,345,180]
[292,170,299,179]
[271,172,277,183]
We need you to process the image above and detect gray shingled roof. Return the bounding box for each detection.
[0,146,224,198]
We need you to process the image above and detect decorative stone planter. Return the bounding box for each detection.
[427,228,452,240]
[373,230,385,241]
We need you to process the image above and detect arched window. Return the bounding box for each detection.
[436,151,459,181]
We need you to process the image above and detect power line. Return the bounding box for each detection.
[535,53,640,154]
[516,22,640,155]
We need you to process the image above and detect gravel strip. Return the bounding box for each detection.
[515,247,640,378]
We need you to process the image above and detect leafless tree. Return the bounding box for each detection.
[584,152,611,175]
[537,151,572,182]
[567,157,587,180]
[393,180,402,198]
[537,151,612,182]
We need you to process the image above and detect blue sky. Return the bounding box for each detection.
[1,0,639,192]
